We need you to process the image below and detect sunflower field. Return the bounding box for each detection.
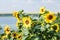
[0,7,60,40]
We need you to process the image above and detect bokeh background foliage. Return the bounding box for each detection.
[0,7,60,40]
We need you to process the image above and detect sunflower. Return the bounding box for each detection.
[4,25,10,35]
[17,34,22,40]
[13,11,18,17]
[40,7,45,14]
[13,11,20,20]
[22,17,32,28]
[44,12,56,23]
[2,35,7,40]
[12,32,18,38]
[50,24,59,32]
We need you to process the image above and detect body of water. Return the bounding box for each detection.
[0,16,17,33]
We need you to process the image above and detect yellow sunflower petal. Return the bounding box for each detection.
[4,25,10,34]
[13,11,20,20]
[44,12,56,23]
[40,7,45,14]
[2,35,7,40]
[22,17,32,28]
[13,11,18,17]
[17,34,22,40]
[55,24,59,32]
[50,24,59,32]
[12,32,18,38]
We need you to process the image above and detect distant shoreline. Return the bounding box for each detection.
[0,13,39,16]
[0,13,59,16]
[0,14,12,16]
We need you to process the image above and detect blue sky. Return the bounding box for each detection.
[0,0,60,13]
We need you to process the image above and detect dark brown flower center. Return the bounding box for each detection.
[6,28,9,31]
[52,25,57,30]
[41,9,44,12]
[48,15,53,20]
[25,20,29,25]
[18,36,21,38]
[17,14,20,18]
[13,34,16,36]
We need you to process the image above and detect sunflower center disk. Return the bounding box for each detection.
[18,36,21,38]
[25,20,29,25]
[6,28,9,31]
[14,34,16,36]
[48,15,53,20]
[42,9,44,12]
[52,25,57,30]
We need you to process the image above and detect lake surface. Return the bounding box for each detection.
[0,16,17,33]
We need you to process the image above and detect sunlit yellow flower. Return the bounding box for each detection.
[50,24,59,32]
[13,11,20,20]
[22,17,32,28]
[13,11,18,17]
[4,25,10,35]
[16,20,20,27]
[12,32,18,38]
[2,35,7,40]
[40,7,45,14]
[44,12,56,23]
[17,34,22,40]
